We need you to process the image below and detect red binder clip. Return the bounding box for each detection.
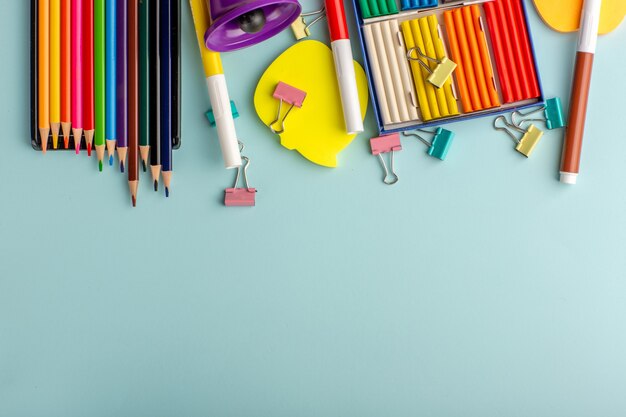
[269,82,307,134]
[370,133,402,185]
[224,142,257,207]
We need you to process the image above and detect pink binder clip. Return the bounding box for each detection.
[269,82,307,134]
[224,141,257,207]
[370,133,402,185]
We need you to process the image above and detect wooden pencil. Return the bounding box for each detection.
[95,0,106,170]
[50,0,61,149]
[139,0,150,172]
[71,0,84,153]
[128,0,139,206]
[105,0,117,164]
[149,0,161,190]
[61,0,71,148]
[83,0,95,156]
[116,0,128,171]
[38,0,50,153]
[160,0,172,196]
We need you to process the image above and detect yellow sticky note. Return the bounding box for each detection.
[533,0,625,35]
[253,40,369,168]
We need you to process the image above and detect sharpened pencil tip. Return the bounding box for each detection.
[165,187,169,198]
[109,155,113,166]
[120,161,125,173]
[87,143,92,156]
[64,138,69,149]
[75,146,80,155]
[99,160,103,172]
[154,180,158,192]
[142,160,147,172]
[132,196,137,207]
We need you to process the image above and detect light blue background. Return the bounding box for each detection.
[2,1,626,416]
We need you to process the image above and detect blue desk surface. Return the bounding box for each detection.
[2,1,626,416]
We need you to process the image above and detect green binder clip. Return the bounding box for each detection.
[206,101,239,126]
[494,115,543,158]
[402,127,454,161]
[512,97,565,130]
[406,46,456,89]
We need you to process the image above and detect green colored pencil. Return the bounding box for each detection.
[139,0,150,171]
[95,0,106,171]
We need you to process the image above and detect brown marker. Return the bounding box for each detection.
[559,0,602,185]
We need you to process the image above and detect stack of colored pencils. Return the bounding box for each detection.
[35,0,180,206]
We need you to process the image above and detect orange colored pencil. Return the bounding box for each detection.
[444,10,472,113]
[471,5,500,107]
[60,0,71,148]
[38,0,50,153]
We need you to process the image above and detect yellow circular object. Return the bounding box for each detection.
[254,40,369,168]
[532,0,625,35]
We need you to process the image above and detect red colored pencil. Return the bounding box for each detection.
[71,0,83,153]
[83,0,95,156]
[128,0,139,206]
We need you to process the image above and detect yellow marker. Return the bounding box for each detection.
[189,0,241,169]
[50,0,61,149]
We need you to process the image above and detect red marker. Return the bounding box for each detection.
[326,0,363,134]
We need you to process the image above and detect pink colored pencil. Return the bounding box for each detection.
[83,0,95,156]
[71,0,84,153]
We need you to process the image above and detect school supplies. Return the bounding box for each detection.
[83,0,95,156]
[402,127,454,160]
[269,82,307,134]
[50,0,60,150]
[160,0,174,197]
[370,133,401,185]
[533,0,624,35]
[406,46,456,89]
[290,6,325,40]
[189,0,242,169]
[560,0,602,185]
[105,0,117,163]
[38,0,50,153]
[326,0,364,134]
[512,98,565,130]
[358,0,398,19]
[204,0,301,52]
[206,101,239,126]
[71,0,83,153]
[128,0,139,206]
[253,40,369,167]
[61,0,71,149]
[494,115,543,158]
[149,0,160,190]
[116,0,128,169]
[95,0,106,169]
[139,0,149,172]
[402,0,437,11]
[224,142,256,207]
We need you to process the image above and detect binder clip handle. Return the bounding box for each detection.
[494,115,525,144]
[269,82,307,134]
[290,6,326,40]
[511,98,565,130]
[224,141,257,206]
[402,127,454,161]
[370,134,402,185]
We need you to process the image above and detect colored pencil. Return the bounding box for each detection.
[128,0,139,206]
[71,0,83,153]
[139,0,150,172]
[160,0,172,196]
[106,0,117,164]
[38,0,50,153]
[50,0,61,149]
[95,0,106,170]
[116,0,128,171]
[83,0,95,156]
[149,0,161,190]
[60,0,71,148]
[171,0,181,157]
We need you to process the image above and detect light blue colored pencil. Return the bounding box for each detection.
[105,0,117,165]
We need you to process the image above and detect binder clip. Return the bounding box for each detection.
[511,97,566,130]
[269,82,307,134]
[206,100,239,126]
[494,115,543,158]
[370,133,401,185]
[224,141,257,207]
[290,6,326,40]
[406,46,456,89]
[402,127,454,160]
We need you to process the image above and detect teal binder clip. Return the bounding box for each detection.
[512,97,565,130]
[206,101,239,126]
[402,127,454,161]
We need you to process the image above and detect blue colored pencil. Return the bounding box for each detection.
[116,0,128,172]
[105,0,117,165]
[160,0,172,196]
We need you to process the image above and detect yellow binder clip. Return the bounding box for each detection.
[494,115,544,158]
[290,7,326,40]
[406,46,456,89]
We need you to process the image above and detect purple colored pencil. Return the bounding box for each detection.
[116,0,128,172]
